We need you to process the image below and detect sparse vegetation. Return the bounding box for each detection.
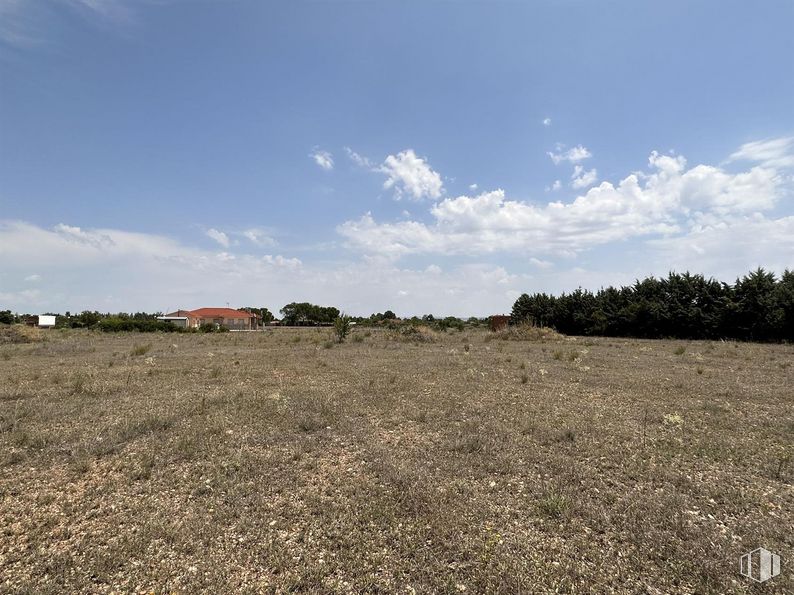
[0,325,44,344]
[130,343,152,356]
[388,324,439,343]
[486,322,564,342]
[536,489,572,520]
[333,314,351,343]
[0,329,791,593]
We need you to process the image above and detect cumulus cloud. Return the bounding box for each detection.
[647,214,794,280]
[24,274,41,282]
[543,117,552,127]
[2,138,792,318]
[338,148,786,259]
[548,144,592,165]
[571,165,598,189]
[310,148,334,171]
[379,149,444,200]
[206,228,230,248]
[0,220,536,316]
[0,220,304,313]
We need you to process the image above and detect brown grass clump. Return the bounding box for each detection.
[0,325,44,344]
[485,322,564,342]
[387,324,439,343]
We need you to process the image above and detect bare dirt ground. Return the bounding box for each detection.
[1,327,792,593]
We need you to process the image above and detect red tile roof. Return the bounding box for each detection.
[163,310,194,318]
[189,308,259,319]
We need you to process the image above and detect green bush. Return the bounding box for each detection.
[98,318,180,333]
[333,315,351,343]
[198,323,229,333]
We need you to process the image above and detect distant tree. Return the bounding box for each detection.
[732,268,783,340]
[242,307,274,323]
[774,269,794,340]
[71,311,102,328]
[0,310,15,324]
[333,314,351,343]
[280,302,339,326]
[510,268,792,342]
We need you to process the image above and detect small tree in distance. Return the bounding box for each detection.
[334,314,351,343]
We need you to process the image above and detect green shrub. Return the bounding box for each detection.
[98,317,180,333]
[198,323,228,333]
[333,315,351,343]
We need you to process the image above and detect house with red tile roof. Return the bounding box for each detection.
[158,308,261,330]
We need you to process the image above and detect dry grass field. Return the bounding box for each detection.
[1,327,792,593]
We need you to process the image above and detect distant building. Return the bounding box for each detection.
[23,315,56,328]
[157,310,197,329]
[158,308,261,330]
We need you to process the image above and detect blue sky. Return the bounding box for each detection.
[1,0,793,316]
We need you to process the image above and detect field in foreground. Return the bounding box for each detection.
[0,328,792,593]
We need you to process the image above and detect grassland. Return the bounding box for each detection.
[1,327,792,593]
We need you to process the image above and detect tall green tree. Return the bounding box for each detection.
[510,268,791,342]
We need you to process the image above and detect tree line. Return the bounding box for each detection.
[511,268,794,341]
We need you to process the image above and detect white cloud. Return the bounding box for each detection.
[647,214,794,280]
[0,0,41,47]
[70,0,131,21]
[24,274,41,282]
[0,288,41,304]
[727,136,794,169]
[379,149,443,200]
[206,228,230,248]
[469,183,479,191]
[543,117,552,127]
[571,165,598,189]
[1,0,130,47]
[242,229,276,247]
[545,180,562,192]
[548,144,592,165]
[2,139,791,318]
[310,148,334,171]
[0,220,533,317]
[0,220,304,313]
[339,148,786,259]
[529,258,553,269]
[345,147,373,169]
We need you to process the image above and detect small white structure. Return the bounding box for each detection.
[37,315,56,328]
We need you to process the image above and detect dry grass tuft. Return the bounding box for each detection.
[485,323,564,342]
[130,343,152,356]
[387,324,439,343]
[0,325,44,344]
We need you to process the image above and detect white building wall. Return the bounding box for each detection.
[37,315,56,327]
